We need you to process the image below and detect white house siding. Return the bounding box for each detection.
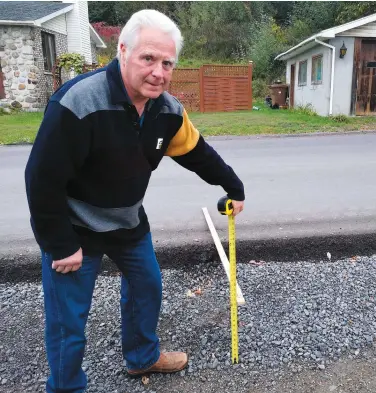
[286,44,332,116]
[329,37,355,116]
[41,14,67,35]
[63,0,92,63]
[78,1,92,63]
[337,21,376,37]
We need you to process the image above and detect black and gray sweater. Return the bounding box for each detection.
[25,58,245,260]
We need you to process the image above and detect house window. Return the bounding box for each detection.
[312,55,323,84]
[298,60,307,86]
[41,32,56,72]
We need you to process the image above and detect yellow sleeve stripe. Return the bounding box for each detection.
[164,109,200,157]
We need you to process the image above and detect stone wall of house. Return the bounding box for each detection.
[0,25,68,111]
[0,25,35,110]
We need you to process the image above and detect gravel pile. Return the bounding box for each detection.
[1,255,376,392]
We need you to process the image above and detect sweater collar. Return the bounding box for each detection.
[106,58,132,105]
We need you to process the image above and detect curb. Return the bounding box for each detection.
[1,232,375,283]
[2,130,376,147]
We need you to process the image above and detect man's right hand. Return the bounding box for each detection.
[52,248,83,274]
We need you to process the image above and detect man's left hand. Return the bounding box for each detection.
[231,200,244,216]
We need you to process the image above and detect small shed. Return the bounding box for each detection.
[275,13,376,116]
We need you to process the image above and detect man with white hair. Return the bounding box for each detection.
[25,9,244,392]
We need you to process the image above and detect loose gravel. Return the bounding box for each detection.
[1,255,376,392]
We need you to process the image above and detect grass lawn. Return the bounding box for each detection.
[1,102,375,145]
[0,112,43,145]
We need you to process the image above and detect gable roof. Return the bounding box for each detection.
[0,2,73,24]
[275,12,376,60]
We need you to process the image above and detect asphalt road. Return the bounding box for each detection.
[1,132,376,263]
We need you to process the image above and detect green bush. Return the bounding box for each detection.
[57,53,86,74]
[330,114,350,123]
[0,104,25,115]
[290,104,318,116]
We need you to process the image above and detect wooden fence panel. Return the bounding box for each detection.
[201,64,252,112]
[168,68,200,112]
[169,63,252,112]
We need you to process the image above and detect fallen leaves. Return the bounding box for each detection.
[186,288,203,297]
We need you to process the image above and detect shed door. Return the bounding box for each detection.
[356,39,376,115]
[0,65,5,99]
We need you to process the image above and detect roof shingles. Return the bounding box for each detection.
[0,1,72,22]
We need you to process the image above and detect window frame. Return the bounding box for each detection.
[41,31,56,73]
[298,60,308,86]
[311,54,323,85]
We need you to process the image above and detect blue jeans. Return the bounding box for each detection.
[41,232,162,393]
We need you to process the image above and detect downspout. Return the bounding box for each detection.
[315,38,335,115]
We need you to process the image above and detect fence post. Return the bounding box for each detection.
[248,61,253,110]
[199,66,204,113]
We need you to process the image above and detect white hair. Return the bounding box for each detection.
[117,9,183,62]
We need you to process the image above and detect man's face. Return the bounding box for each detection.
[120,28,176,100]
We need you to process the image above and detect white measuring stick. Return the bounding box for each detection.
[202,207,245,305]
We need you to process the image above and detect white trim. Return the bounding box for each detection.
[323,13,376,37]
[314,38,335,115]
[0,20,36,26]
[89,24,107,48]
[276,12,376,60]
[34,5,74,26]
[276,34,320,61]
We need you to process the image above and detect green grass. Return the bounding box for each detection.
[0,111,43,144]
[190,101,376,136]
[0,103,375,145]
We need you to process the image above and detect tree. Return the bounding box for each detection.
[285,2,340,44]
[89,1,376,83]
[249,17,287,81]
[177,2,266,61]
[335,2,376,24]
[89,2,120,25]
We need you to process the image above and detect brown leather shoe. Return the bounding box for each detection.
[127,352,188,376]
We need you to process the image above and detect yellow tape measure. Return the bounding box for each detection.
[217,196,239,364]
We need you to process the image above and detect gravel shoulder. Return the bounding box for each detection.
[1,255,376,393]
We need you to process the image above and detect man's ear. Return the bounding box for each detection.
[119,43,127,60]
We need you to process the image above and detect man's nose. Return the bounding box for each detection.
[151,62,163,78]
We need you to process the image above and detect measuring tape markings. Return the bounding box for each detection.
[217,196,239,364]
[228,214,239,363]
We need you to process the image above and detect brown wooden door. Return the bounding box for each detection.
[0,65,5,99]
[290,64,295,108]
[356,39,376,115]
